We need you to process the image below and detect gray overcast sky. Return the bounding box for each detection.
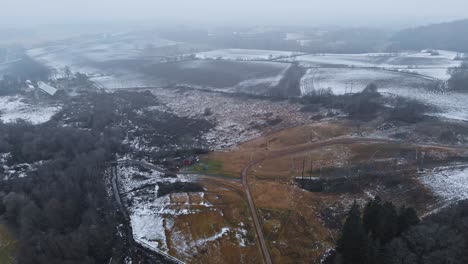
[2,0,468,27]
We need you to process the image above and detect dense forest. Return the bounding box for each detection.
[329,197,468,264]
[298,83,430,123]
[390,19,468,52]
[0,120,126,263]
[0,90,212,263]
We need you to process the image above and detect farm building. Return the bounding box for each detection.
[37,81,58,96]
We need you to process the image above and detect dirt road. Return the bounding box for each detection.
[240,136,467,264]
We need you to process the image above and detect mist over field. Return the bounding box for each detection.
[2,0,468,27]
[1,1,468,264]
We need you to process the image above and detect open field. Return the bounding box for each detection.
[151,87,314,150]
[300,68,433,95]
[201,121,355,176]
[285,50,461,79]
[195,49,302,61]
[0,96,61,124]
[141,60,290,94]
[27,35,299,95]
[117,164,260,263]
[196,120,468,262]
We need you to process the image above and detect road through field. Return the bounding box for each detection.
[240,136,467,264]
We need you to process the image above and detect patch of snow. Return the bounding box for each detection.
[235,222,249,247]
[288,51,461,72]
[420,165,468,206]
[120,164,217,254]
[131,206,168,251]
[195,49,302,61]
[0,96,61,124]
[196,227,230,245]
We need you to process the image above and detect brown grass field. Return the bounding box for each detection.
[194,120,466,263]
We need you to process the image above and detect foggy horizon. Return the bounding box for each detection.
[2,0,468,28]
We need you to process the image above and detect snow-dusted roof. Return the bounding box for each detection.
[37,81,58,96]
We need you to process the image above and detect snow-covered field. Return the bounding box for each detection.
[195,48,302,61]
[380,87,468,121]
[299,66,468,121]
[0,96,61,124]
[118,164,249,260]
[300,68,431,95]
[420,165,468,209]
[140,60,291,94]
[26,33,181,89]
[27,34,178,62]
[118,165,201,252]
[28,37,294,94]
[288,50,462,80]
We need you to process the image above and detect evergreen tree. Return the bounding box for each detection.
[363,196,382,235]
[397,206,420,235]
[368,238,383,264]
[374,202,399,244]
[338,201,368,264]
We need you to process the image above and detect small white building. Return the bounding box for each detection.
[37,81,58,96]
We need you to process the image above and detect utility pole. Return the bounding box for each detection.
[420,151,425,170]
[319,162,323,178]
[301,158,305,180]
[310,157,313,179]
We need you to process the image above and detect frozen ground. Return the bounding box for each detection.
[118,164,249,260]
[300,68,432,95]
[195,49,302,61]
[140,60,291,94]
[152,88,313,150]
[0,96,61,124]
[300,67,468,121]
[29,36,294,94]
[118,164,200,252]
[380,87,468,121]
[420,165,468,211]
[26,33,181,88]
[287,50,462,80]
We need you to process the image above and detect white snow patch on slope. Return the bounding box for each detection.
[131,206,168,251]
[420,165,468,204]
[196,49,302,61]
[0,96,61,124]
[197,227,230,244]
[288,50,462,80]
[379,88,468,121]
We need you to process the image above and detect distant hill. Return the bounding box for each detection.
[391,19,468,53]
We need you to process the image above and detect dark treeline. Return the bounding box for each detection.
[331,197,419,264]
[0,90,212,263]
[0,120,126,263]
[0,57,51,96]
[299,83,431,123]
[331,197,468,264]
[390,19,468,53]
[53,91,213,159]
[448,62,468,92]
[299,83,382,121]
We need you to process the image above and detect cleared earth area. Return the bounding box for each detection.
[198,120,468,263]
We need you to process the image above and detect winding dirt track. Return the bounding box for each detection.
[240,136,467,264]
